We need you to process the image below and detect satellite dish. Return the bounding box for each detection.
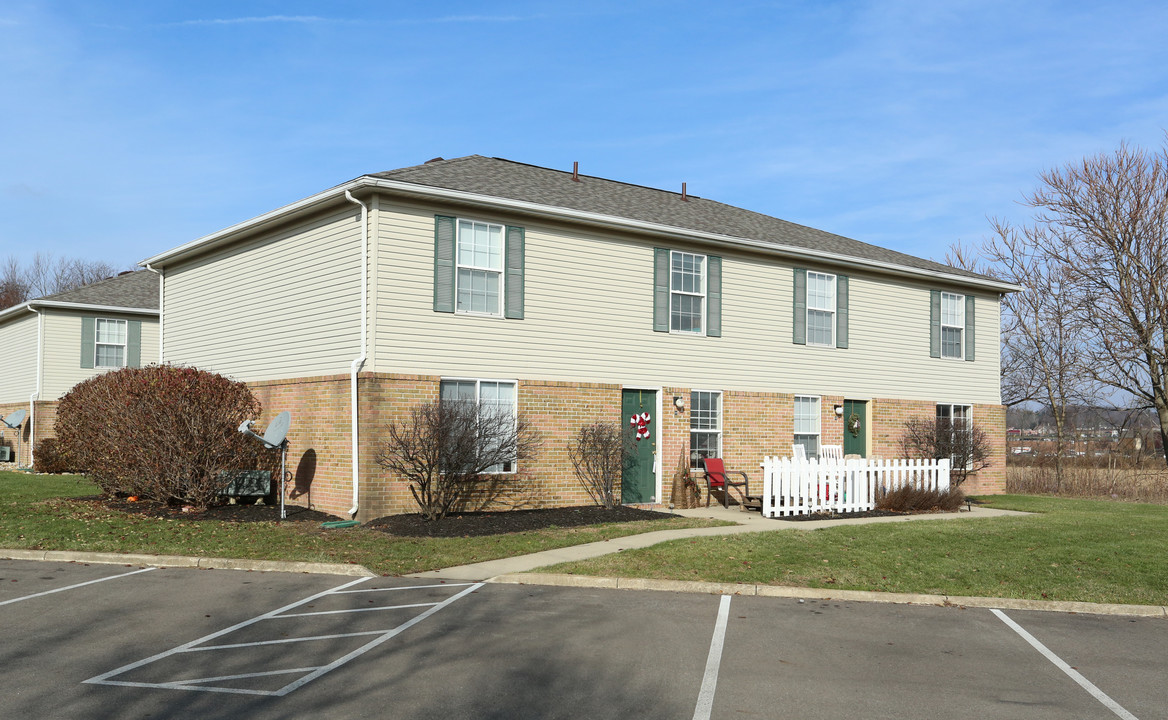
[261,411,290,449]
[237,411,293,520]
[2,409,27,429]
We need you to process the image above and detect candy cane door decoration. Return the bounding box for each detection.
[620,389,657,504]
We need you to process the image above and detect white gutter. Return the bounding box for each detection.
[27,307,43,468]
[144,264,164,362]
[140,176,1021,294]
[0,300,158,324]
[344,190,369,518]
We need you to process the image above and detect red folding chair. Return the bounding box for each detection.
[701,457,750,509]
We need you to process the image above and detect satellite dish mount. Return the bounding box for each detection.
[238,411,291,519]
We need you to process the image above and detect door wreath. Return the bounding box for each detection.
[847,412,862,437]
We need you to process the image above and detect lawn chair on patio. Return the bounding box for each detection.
[819,445,843,461]
[792,444,807,460]
[700,457,755,510]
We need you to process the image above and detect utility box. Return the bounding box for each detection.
[0,446,11,462]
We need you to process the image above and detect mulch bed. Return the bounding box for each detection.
[365,505,676,538]
[86,496,343,524]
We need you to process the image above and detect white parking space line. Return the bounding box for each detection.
[333,582,474,594]
[85,579,485,697]
[992,609,1140,720]
[693,595,732,720]
[0,567,156,607]
[278,601,440,618]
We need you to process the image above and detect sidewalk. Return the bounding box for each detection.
[407,503,1028,581]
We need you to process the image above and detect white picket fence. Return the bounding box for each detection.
[760,457,951,518]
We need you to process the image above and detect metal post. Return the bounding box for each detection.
[279,441,287,520]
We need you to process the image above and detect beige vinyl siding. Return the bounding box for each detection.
[163,207,362,382]
[40,311,160,399]
[372,198,1002,405]
[0,314,38,403]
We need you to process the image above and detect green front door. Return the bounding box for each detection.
[843,400,867,458]
[621,389,657,504]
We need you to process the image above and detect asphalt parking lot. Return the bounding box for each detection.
[1,559,1163,719]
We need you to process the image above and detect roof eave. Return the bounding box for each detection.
[142,176,1021,294]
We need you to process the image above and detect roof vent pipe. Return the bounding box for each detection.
[572,162,579,182]
[682,182,688,201]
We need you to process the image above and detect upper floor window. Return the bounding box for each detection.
[95,318,127,368]
[671,251,706,333]
[457,220,504,315]
[940,292,965,359]
[806,271,836,346]
[690,390,722,469]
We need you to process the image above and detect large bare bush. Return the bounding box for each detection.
[375,400,542,521]
[901,416,991,487]
[568,423,631,509]
[55,365,275,507]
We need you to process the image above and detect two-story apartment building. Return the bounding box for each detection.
[0,270,160,465]
[141,156,1015,520]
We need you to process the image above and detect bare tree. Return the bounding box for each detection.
[901,415,991,487]
[980,221,1097,489]
[0,256,27,310]
[567,423,631,509]
[375,399,543,521]
[23,252,123,298]
[1005,140,1168,466]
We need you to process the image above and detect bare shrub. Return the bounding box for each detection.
[876,485,966,512]
[375,399,543,521]
[901,416,991,487]
[55,365,275,508]
[568,423,629,509]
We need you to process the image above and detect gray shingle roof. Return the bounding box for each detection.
[372,155,990,283]
[36,270,159,310]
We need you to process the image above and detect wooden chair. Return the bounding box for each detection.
[792,444,807,461]
[701,457,750,509]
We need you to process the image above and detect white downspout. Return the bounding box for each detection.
[145,263,164,362]
[345,190,369,518]
[27,307,43,467]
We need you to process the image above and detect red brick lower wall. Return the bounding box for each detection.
[8,373,1006,516]
[0,400,58,467]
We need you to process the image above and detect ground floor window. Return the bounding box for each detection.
[936,403,972,466]
[439,378,517,472]
[690,390,721,468]
[794,395,820,457]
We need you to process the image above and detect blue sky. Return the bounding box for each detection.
[2,1,1167,270]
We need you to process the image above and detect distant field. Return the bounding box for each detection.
[1007,464,1168,504]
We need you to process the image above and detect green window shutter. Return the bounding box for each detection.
[706,255,722,337]
[836,274,849,349]
[653,248,670,332]
[929,290,941,358]
[792,268,806,345]
[433,215,456,313]
[965,295,975,362]
[504,225,525,319]
[80,317,95,369]
[127,320,142,367]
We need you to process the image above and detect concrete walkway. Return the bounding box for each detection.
[407,503,1029,581]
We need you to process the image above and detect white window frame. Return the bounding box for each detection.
[805,271,836,347]
[455,219,505,317]
[793,395,821,457]
[438,377,518,474]
[936,402,973,467]
[940,292,965,359]
[670,250,706,335]
[94,318,128,369]
[689,390,722,469]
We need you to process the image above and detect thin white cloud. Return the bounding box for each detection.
[168,15,339,27]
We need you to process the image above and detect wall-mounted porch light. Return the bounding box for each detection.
[834,404,844,417]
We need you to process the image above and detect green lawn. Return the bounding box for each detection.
[542,495,1168,606]
[0,472,725,576]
